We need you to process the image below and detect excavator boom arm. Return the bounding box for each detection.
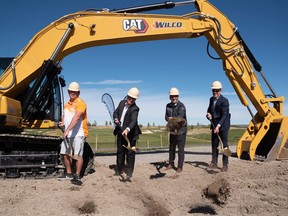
[0,0,287,163]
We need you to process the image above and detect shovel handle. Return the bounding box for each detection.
[122,132,139,152]
[58,125,70,144]
[207,118,224,149]
[207,118,232,157]
[58,124,78,160]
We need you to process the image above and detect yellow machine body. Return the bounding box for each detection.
[0,0,287,161]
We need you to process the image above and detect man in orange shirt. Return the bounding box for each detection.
[58,82,88,185]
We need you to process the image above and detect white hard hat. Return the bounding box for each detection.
[211,81,222,89]
[127,87,140,99]
[169,87,179,96]
[68,82,80,91]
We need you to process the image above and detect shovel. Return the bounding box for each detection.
[208,118,232,157]
[123,134,140,152]
[115,123,139,152]
[58,125,79,160]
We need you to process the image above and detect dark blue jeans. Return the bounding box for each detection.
[169,133,186,168]
[211,129,229,166]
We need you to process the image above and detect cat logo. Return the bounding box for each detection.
[123,19,148,33]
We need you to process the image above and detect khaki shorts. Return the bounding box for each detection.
[60,136,85,157]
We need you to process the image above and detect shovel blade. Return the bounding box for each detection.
[219,147,232,157]
[72,155,79,160]
[122,145,140,152]
[67,154,79,160]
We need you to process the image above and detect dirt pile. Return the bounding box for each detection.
[203,178,230,205]
[0,146,287,216]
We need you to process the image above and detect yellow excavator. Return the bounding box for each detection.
[0,0,287,177]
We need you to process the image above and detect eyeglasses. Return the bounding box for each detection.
[127,96,136,100]
[170,95,179,98]
[212,89,221,92]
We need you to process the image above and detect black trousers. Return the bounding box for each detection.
[169,133,186,168]
[211,129,229,166]
[116,135,136,177]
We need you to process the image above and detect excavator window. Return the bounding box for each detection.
[0,57,13,75]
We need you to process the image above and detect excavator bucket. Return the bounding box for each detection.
[266,116,288,160]
[237,116,288,161]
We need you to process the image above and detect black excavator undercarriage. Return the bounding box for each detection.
[0,133,95,179]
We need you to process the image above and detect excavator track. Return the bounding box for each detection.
[0,133,95,179]
[0,133,62,178]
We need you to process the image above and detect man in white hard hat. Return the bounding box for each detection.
[165,87,187,173]
[206,81,231,172]
[113,87,141,181]
[58,82,88,185]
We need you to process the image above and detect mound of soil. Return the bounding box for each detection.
[0,146,287,216]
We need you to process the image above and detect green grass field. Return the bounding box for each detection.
[25,126,246,153]
[85,126,245,152]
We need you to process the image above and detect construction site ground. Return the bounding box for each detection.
[0,145,287,216]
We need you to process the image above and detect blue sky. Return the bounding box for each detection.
[1,0,287,126]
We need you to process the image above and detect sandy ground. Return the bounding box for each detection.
[0,145,287,216]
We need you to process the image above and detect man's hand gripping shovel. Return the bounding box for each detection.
[207,117,232,157]
[58,125,79,160]
[116,123,140,152]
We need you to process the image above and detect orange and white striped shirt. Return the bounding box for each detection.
[63,97,88,138]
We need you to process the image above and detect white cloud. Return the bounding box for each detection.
[79,80,142,85]
[222,91,237,96]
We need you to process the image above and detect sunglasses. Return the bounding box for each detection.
[68,90,79,94]
[127,96,136,100]
[212,89,221,92]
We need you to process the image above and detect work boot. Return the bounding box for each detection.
[126,173,132,182]
[207,163,218,170]
[221,165,228,172]
[114,170,123,176]
[165,162,175,170]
